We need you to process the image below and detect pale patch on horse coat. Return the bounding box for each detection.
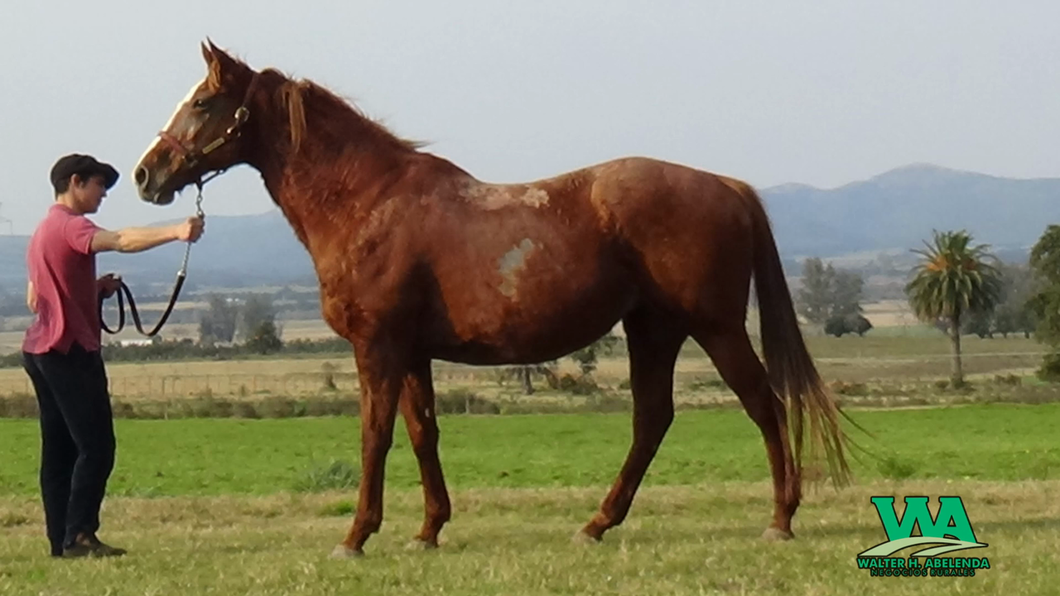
[497,238,537,297]
[463,182,550,210]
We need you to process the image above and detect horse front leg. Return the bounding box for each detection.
[398,359,451,549]
[331,351,404,558]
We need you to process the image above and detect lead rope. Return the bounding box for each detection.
[100,185,205,337]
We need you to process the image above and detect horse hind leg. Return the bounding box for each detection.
[694,325,799,540]
[577,307,686,542]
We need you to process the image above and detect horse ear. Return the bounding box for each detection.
[201,39,222,88]
[202,39,240,89]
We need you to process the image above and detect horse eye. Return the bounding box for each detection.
[192,98,209,110]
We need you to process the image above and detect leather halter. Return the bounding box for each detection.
[157,71,261,182]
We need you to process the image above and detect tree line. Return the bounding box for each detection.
[798,225,1060,388]
[198,293,284,354]
[796,258,873,337]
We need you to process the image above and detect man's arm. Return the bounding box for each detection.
[90,217,203,254]
[91,226,180,254]
[26,280,37,314]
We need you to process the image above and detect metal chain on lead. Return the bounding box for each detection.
[178,184,206,276]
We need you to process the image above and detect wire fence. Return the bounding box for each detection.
[0,351,1047,399]
[814,351,1046,362]
[0,372,360,399]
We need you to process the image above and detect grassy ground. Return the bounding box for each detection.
[2,481,1057,595]
[2,405,1059,499]
[2,407,1058,594]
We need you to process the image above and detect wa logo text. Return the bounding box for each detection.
[856,496,990,578]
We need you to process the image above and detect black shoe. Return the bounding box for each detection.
[62,533,127,558]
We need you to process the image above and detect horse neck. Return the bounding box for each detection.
[242,93,417,245]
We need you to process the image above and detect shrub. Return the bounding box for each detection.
[292,459,360,492]
[558,374,599,395]
[435,389,500,414]
[877,454,918,480]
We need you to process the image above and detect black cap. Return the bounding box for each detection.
[50,153,119,193]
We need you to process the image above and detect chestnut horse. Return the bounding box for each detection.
[133,42,850,557]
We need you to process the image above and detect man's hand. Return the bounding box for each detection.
[176,216,205,243]
[98,273,122,299]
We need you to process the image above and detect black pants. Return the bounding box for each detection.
[22,344,115,557]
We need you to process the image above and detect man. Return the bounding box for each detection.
[22,153,204,558]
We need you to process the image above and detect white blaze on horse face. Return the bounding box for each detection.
[498,238,537,298]
[135,77,207,167]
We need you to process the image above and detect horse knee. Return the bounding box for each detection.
[409,426,439,459]
[633,413,673,454]
[363,431,394,457]
[355,510,384,535]
[636,402,674,431]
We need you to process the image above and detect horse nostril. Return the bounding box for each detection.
[134,166,149,187]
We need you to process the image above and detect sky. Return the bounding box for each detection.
[2,1,1059,235]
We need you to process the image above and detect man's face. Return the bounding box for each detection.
[71,175,107,214]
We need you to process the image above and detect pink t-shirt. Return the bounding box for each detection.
[22,204,102,354]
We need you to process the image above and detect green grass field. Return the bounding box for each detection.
[2,405,1059,595]
[1,405,1058,498]
[1,329,1057,595]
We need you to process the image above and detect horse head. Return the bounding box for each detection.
[134,40,260,205]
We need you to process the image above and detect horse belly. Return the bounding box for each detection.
[429,254,634,365]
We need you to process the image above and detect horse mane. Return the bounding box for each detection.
[265,68,426,156]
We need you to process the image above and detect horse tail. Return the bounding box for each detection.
[743,184,852,492]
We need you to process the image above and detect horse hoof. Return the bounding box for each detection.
[329,544,364,559]
[762,527,794,541]
[572,529,602,545]
[405,538,438,551]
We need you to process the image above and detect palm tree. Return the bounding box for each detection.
[906,230,1003,387]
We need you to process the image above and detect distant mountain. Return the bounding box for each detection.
[760,163,1060,259]
[1,164,1056,290]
